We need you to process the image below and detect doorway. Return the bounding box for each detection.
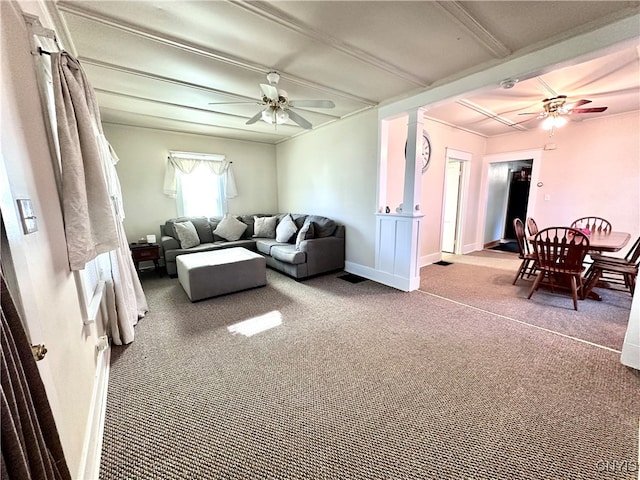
[503,165,532,239]
[442,160,463,253]
[480,149,540,249]
[441,148,471,255]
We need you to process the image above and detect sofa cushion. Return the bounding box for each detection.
[253,216,277,238]
[306,215,337,238]
[255,238,284,256]
[295,222,315,249]
[291,214,308,231]
[174,221,200,249]
[276,214,298,243]
[213,215,247,241]
[270,245,306,265]
[165,216,213,243]
[191,216,214,243]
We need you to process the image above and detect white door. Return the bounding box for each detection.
[442,160,462,253]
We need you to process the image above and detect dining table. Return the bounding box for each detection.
[584,230,631,253]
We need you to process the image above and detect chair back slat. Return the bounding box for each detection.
[513,218,529,257]
[625,236,640,264]
[533,227,590,274]
[570,216,612,234]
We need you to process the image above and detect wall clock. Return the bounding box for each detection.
[405,131,432,174]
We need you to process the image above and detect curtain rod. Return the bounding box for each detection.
[167,156,231,163]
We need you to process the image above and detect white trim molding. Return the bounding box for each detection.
[77,341,111,480]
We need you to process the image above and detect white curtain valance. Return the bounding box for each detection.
[162,151,237,199]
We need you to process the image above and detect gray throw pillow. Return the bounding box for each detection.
[174,221,200,249]
[306,215,337,238]
[295,222,315,250]
[190,216,214,243]
[213,215,247,241]
[253,216,277,238]
[276,214,298,243]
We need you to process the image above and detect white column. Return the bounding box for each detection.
[402,108,426,214]
[374,107,425,292]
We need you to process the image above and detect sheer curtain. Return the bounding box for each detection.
[51,51,147,345]
[163,151,238,213]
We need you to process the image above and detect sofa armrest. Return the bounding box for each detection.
[161,235,180,252]
[299,236,345,274]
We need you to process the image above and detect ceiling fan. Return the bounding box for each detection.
[518,95,608,135]
[209,71,335,130]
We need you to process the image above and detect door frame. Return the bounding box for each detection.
[440,148,471,255]
[477,149,541,250]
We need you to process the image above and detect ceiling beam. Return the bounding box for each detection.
[82,57,259,103]
[100,113,286,143]
[228,0,429,88]
[55,1,377,106]
[434,1,511,58]
[455,99,528,131]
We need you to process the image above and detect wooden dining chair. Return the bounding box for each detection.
[570,216,612,234]
[526,217,539,237]
[512,218,538,285]
[527,227,590,310]
[583,236,640,295]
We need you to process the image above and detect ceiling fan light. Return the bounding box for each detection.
[542,114,567,131]
[275,109,289,124]
[261,108,275,124]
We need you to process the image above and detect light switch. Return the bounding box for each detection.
[544,194,551,201]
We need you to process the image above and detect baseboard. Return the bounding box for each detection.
[344,261,419,292]
[77,344,111,480]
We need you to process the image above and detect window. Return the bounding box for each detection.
[176,164,225,217]
[164,151,237,217]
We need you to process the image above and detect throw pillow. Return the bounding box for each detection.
[253,216,277,238]
[295,222,315,250]
[306,215,337,238]
[276,214,298,243]
[213,215,247,242]
[174,221,200,249]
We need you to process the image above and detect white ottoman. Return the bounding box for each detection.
[176,248,266,301]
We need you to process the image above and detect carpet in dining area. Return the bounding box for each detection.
[99,268,639,480]
[422,250,633,351]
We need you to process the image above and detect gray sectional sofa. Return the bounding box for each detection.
[160,213,345,279]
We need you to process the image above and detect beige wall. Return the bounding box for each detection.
[276,109,379,268]
[385,116,487,260]
[103,124,278,244]
[2,1,103,474]
[485,112,640,240]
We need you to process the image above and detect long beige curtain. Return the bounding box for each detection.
[51,52,147,344]
[1,271,71,480]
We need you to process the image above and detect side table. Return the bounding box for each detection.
[130,243,161,276]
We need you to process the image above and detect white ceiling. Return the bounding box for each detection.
[51,1,640,144]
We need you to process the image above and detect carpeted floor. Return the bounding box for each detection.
[99,262,639,480]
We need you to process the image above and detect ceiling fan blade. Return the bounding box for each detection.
[289,100,335,109]
[570,99,592,109]
[246,110,264,125]
[260,83,279,102]
[287,109,312,129]
[209,101,261,106]
[572,106,608,114]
